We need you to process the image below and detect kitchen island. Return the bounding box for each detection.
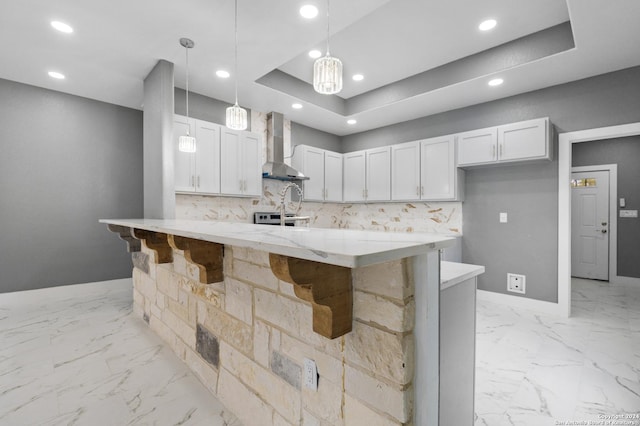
[101,218,476,425]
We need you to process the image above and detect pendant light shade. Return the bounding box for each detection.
[179,37,197,153]
[313,55,342,95]
[313,0,342,95]
[226,103,248,130]
[226,0,248,130]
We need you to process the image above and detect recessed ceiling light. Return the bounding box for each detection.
[479,19,497,31]
[308,49,322,59]
[488,78,503,86]
[48,71,65,80]
[352,74,364,81]
[51,21,73,33]
[292,103,303,109]
[300,5,319,19]
[216,70,230,78]
[347,119,357,125]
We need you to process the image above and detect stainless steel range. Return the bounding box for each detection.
[253,212,297,226]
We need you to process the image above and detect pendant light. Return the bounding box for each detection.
[313,0,342,95]
[226,0,248,130]
[178,37,197,153]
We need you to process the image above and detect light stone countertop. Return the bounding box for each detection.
[440,261,485,290]
[101,218,454,268]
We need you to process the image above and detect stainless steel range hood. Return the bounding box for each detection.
[262,112,308,181]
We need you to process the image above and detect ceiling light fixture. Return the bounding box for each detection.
[48,71,65,79]
[488,78,504,86]
[178,38,197,153]
[479,19,497,31]
[226,0,248,130]
[313,0,342,95]
[51,21,73,33]
[352,74,364,81]
[347,119,357,125]
[216,70,230,78]
[292,103,303,109]
[300,4,319,19]
[308,49,322,59]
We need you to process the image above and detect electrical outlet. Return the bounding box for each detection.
[507,273,526,294]
[303,358,318,391]
[499,212,508,223]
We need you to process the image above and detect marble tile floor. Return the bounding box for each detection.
[0,278,240,426]
[3,277,639,426]
[475,278,640,426]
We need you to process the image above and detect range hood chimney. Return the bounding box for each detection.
[262,112,308,181]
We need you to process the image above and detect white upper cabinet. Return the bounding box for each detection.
[292,145,344,202]
[343,151,366,202]
[173,115,220,194]
[457,127,498,166]
[392,142,421,200]
[391,137,463,202]
[324,151,343,202]
[498,118,550,162]
[420,135,464,201]
[457,117,551,167]
[220,127,262,197]
[365,147,391,202]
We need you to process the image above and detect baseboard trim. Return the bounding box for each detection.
[612,276,640,287]
[476,289,564,317]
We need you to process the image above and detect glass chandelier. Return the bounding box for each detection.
[226,0,248,130]
[313,0,342,95]
[178,38,197,153]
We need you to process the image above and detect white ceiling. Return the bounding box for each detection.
[1,0,639,136]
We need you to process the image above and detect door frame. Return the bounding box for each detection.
[558,122,640,317]
[570,165,618,282]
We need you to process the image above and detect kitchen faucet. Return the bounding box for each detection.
[279,182,310,226]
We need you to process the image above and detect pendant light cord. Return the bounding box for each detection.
[185,45,190,119]
[325,0,330,56]
[234,0,239,106]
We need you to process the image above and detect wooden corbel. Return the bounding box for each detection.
[269,254,352,339]
[132,229,173,263]
[168,235,224,284]
[107,225,141,252]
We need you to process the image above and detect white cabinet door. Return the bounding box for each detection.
[366,147,391,201]
[343,151,366,202]
[457,127,497,166]
[392,141,421,201]
[324,151,343,202]
[194,121,220,194]
[220,128,262,196]
[174,116,196,192]
[241,132,263,197]
[220,128,243,195]
[421,136,460,200]
[498,117,549,162]
[300,146,325,201]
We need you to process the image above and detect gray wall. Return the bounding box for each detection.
[342,65,640,302]
[573,136,640,278]
[0,78,143,293]
[175,88,252,131]
[292,122,343,153]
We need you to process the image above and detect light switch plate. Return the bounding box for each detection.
[620,210,638,218]
[499,212,508,223]
[303,358,318,391]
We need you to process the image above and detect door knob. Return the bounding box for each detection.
[601,229,607,234]
[601,222,607,226]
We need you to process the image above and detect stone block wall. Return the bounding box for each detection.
[132,243,417,426]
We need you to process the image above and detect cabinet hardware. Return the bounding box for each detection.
[499,144,503,157]
[197,176,200,188]
[417,186,420,196]
[421,186,424,196]
[492,145,496,158]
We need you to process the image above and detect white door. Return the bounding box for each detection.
[456,127,497,166]
[571,170,610,280]
[220,129,242,195]
[194,121,220,194]
[301,147,325,201]
[241,133,262,196]
[421,136,455,200]
[174,116,196,192]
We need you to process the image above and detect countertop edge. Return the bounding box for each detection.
[440,261,485,290]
